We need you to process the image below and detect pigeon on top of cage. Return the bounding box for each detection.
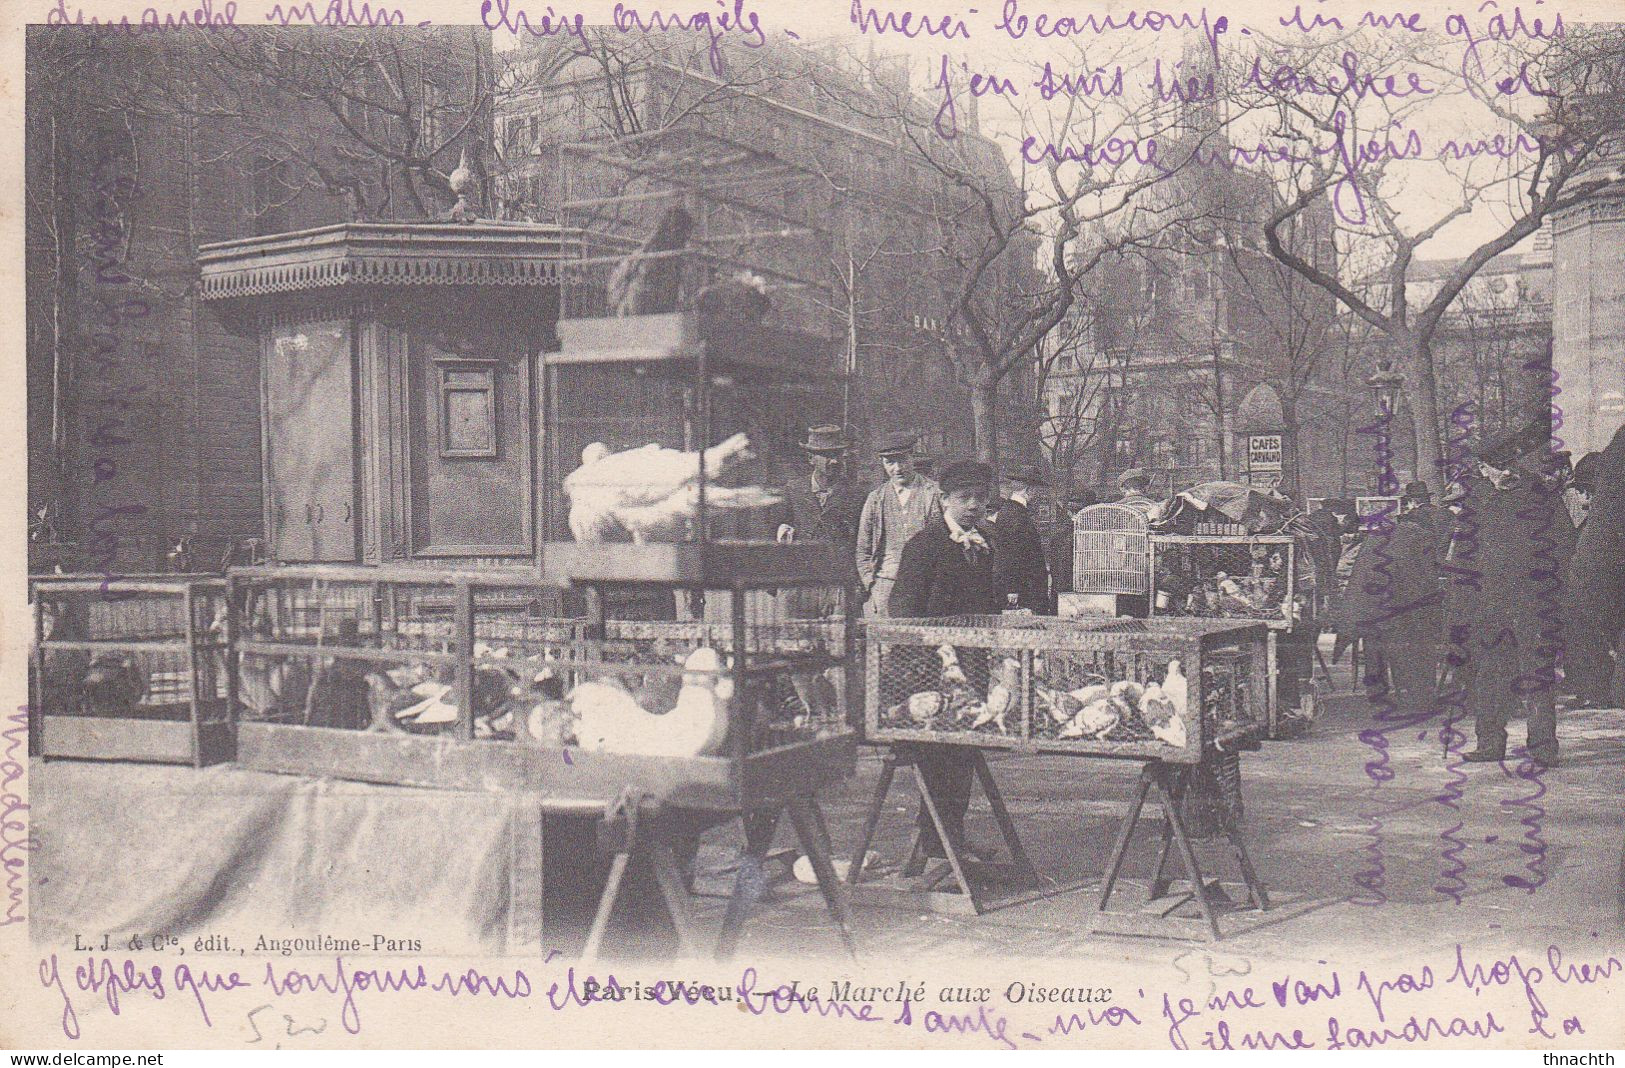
[562,433,782,544]
[81,653,146,717]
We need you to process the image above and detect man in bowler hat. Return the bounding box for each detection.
[856,431,942,616]
[775,425,867,615]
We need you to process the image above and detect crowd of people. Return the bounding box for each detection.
[775,420,1625,777]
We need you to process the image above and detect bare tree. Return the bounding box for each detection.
[1248,23,1625,480]
[802,42,1219,467]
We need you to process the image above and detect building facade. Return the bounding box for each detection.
[25,27,492,572]
[493,36,1040,480]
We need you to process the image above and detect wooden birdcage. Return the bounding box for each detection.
[1072,504,1151,595]
[30,576,232,767]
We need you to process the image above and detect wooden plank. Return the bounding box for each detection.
[41,716,198,765]
[234,723,747,807]
[541,542,848,587]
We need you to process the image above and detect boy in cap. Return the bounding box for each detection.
[856,431,942,616]
[890,460,1003,869]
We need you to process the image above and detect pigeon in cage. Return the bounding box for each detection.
[1138,681,1186,747]
[571,646,733,757]
[562,433,782,544]
[973,656,1020,733]
[1162,659,1188,720]
[81,653,146,717]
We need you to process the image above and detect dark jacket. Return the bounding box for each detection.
[778,474,866,545]
[889,518,1004,619]
[988,498,1051,612]
[1567,425,1625,631]
[1343,510,1444,643]
[1445,471,1577,644]
[776,474,866,581]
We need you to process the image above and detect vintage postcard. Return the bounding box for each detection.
[3,0,1624,1051]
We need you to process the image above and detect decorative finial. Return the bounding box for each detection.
[442,149,478,223]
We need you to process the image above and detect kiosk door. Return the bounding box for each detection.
[264,321,356,561]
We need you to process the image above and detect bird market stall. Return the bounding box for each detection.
[1146,481,1320,739]
[30,576,231,767]
[531,271,860,960]
[190,216,860,959]
[854,613,1271,936]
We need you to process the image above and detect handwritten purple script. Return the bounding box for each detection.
[34,942,1621,1047]
[1,707,31,930]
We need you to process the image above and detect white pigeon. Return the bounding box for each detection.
[562,433,780,543]
[1162,660,1188,719]
[974,656,1020,732]
[659,646,733,757]
[572,678,652,752]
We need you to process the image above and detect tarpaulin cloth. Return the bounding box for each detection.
[28,760,545,955]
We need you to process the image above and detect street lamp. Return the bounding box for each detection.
[1366,358,1405,416]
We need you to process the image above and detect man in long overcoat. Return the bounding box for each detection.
[1447,450,1577,768]
[1564,423,1625,707]
[856,431,942,617]
[775,425,867,617]
[1344,504,1445,707]
[988,466,1052,613]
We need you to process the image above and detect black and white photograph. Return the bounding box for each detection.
[6,0,1625,1051]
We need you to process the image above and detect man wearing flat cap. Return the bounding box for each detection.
[775,425,868,617]
[856,431,942,616]
[988,465,1053,613]
[890,459,1003,868]
[1116,468,1157,514]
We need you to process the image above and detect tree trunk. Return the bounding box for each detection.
[50,111,80,546]
[972,383,998,468]
[1406,337,1444,491]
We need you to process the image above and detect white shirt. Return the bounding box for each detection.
[944,512,989,551]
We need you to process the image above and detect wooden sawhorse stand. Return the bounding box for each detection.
[1094,760,1269,941]
[581,792,856,962]
[846,744,1041,915]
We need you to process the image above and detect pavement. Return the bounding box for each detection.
[697,658,1625,971]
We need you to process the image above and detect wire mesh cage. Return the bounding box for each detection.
[1149,536,1299,626]
[226,565,858,806]
[865,615,1268,763]
[228,565,578,739]
[1072,504,1151,595]
[30,577,232,766]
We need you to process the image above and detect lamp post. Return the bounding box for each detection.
[1366,358,1405,416]
[1365,358,1405,494]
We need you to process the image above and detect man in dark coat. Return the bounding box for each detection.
[1402,480,1452,536]
[890,460,1003,869]
[775,425,867,616]
[988,465,1053,613]
[1344,505,1445,707]
[1047,490,1098,601]
[1447,453,1578,768]
[1564,424,1625,707]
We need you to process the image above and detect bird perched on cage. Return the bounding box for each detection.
[563,433,782,544]
[81,653,146,717]
[606,206,694,317]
